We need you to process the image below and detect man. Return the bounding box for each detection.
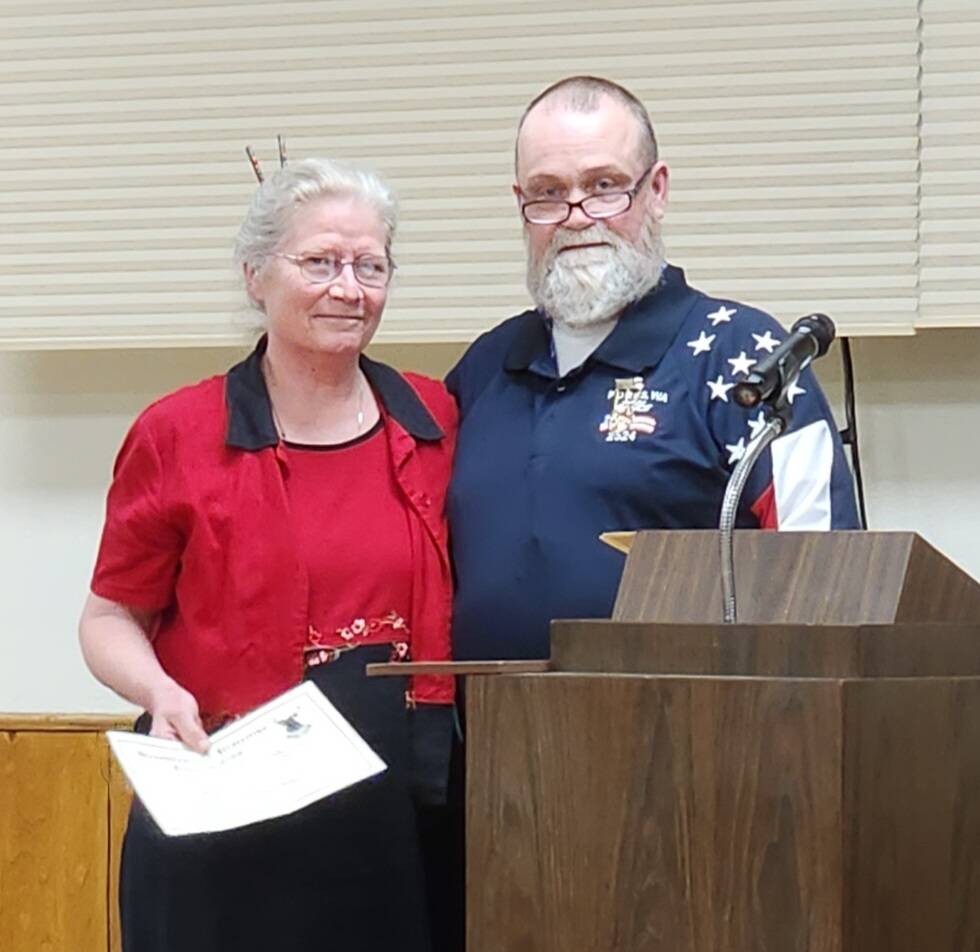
[446,76,860,662]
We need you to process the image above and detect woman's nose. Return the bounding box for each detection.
[325,263,363,301]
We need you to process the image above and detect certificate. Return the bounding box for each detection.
[107,681,386,837]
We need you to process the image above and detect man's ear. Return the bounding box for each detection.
[647,161,670,223]
[512,183,523,208]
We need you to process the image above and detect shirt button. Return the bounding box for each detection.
[556,383,567,393]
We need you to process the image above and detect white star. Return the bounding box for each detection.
[707,305,737,326]
[686,331,716,356]
[747,411,768,440]
[727,351,755,376]
[787,382,807,404]
[752,330,780,353]
[726,437,747,464]
[707,375,735,402]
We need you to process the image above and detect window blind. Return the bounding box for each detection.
[0,0,922,348]
[919,0,980,328]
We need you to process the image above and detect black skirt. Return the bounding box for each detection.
[119,645,451,952]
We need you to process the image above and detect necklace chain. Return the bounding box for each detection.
[265,361,367,443]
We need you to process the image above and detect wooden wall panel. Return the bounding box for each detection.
[0,729,108,951]
[0,715,132,952]
[107,749,133,952]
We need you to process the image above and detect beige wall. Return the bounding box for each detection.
[1,329,978,713]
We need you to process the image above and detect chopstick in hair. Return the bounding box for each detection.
[244,145,264,183]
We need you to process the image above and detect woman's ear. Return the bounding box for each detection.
[243,262,263,306]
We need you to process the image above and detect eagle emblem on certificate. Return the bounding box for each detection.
[598,376,661,442]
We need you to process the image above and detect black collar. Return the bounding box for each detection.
[225,336,444,450]
[503,264,700,378]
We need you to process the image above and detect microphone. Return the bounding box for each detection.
[733,313,836,409]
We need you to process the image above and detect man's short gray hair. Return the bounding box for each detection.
[233,157,398,274]
[516,76,659,172]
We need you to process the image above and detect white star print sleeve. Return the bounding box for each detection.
[697,304,860,530]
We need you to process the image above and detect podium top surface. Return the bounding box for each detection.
[612,530,980,625]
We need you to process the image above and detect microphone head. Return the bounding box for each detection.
[733,375,763,408]
[791,313,836,358]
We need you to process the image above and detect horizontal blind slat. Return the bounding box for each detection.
[0,0,922,347]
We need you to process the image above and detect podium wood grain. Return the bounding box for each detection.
[468,673,842,952]
[843,678,980,951]
[465,533,980,952]
[613,531,980,625]
[550,621,980,678]
[468,672,980,952]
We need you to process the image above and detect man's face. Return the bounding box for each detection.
[514,97,669,326]
[515,97,669,269]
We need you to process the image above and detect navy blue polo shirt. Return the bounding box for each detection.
[446,264,859,661]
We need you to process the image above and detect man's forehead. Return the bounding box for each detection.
[516,97,642,181]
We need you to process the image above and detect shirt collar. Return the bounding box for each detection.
[225,335,445,450]
[503,264,698,377]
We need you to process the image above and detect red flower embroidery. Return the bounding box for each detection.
[304,611,411,669]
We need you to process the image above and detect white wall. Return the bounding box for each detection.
[837,331,980,573]
[1,331,978,713]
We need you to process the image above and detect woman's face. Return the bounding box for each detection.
[246,194,390,360]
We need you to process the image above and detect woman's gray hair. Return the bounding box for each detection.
[233,157,398,275]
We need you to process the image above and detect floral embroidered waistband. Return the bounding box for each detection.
[304,610,410,670]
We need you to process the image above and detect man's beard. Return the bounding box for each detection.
[525,216,666,329]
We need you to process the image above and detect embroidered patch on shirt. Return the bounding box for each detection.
[598,376,662,442]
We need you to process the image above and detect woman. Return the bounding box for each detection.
[79,158,456,952]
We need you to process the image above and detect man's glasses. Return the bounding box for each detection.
[274,252,395,289]
[520,165,655,226]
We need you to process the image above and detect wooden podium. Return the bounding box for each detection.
[462,531,980,952]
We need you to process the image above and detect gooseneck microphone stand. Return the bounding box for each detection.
[718,398,792,624]
[718,313,837,623]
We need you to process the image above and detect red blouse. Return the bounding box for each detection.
[90,341,456,720]
[282,426,415,669]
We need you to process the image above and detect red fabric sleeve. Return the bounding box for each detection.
[91,415,184,612]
